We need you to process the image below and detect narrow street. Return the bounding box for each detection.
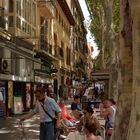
[1,0,140,139]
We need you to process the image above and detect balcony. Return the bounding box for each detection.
[37,0,55,19]
[40,39,49,52]
[75,59,86,72]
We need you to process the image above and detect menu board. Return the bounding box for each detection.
[14,96,22,114]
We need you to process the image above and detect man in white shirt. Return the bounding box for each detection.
[0,92,6,118]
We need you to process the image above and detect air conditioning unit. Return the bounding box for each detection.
[0,59,11,73]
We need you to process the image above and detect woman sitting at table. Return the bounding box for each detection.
[84,120,104,140]
[59,98,76,126]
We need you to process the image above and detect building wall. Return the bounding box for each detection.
[53,1,72,85]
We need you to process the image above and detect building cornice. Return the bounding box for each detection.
[74,0,85,21]
[57,0,75,25]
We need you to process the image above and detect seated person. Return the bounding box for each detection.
[70,95,82,120]
[84,120,103,140]
[59,98,75,121]
[59,98,76,127]
[77,106,101,133]
[71,95,81,111]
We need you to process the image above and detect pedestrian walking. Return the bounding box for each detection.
[20,87,61,140]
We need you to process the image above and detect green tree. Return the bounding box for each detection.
[86,0,120,98]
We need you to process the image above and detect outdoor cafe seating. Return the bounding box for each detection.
[81,95,102,109]
[64,97,105,140]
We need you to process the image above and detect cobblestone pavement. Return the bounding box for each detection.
[0,115,40,140]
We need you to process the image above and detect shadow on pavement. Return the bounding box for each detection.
[0,115,40,140]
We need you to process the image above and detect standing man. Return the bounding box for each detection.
[20,87,61,140]
[0,91,6,119]
[100,99,116,138]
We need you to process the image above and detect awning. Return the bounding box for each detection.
[35,69,51,75]
[0,30,42,64]
[0,41,42,64]
[0,73,32,82]
[35,50,59,63]
[91,71,110,81]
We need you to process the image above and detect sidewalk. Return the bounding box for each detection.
[0,99,73,140]
[0,115,40,140]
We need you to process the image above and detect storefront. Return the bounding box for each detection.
[12,82,36,114]
[0,40,41,115]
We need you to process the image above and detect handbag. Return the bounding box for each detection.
[40,103,57,125]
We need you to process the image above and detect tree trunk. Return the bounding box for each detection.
[111,0,133,139]
[126,0,140,139]
[109,33,119,99]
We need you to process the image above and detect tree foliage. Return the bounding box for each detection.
[87,0,120,50]
[112,0,120,33]
[86,0,120,69]
[93,55,102,70]
[87,0,104,49]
